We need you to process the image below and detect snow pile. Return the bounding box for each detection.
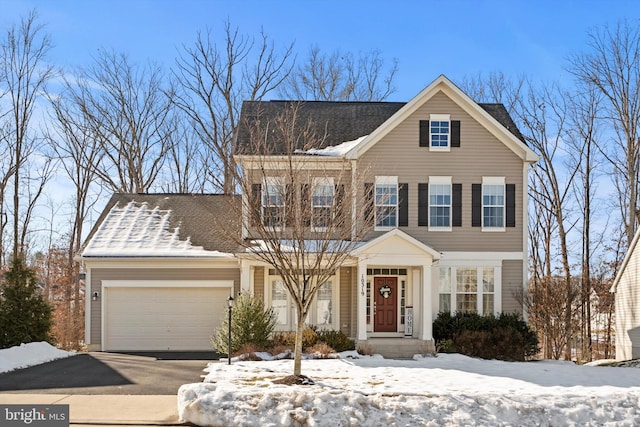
[178,353,640,426]
[0,342,75,373]
[296,135,367,157]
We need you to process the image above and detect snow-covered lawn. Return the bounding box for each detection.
[0,342,75,373]
[178,352,640,426]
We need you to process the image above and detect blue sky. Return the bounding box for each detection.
[2,0,638,100]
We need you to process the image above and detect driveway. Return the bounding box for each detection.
[0,351,218,395]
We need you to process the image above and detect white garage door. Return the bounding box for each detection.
[104,286,230,351]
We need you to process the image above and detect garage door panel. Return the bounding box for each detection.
[105,287,230,351]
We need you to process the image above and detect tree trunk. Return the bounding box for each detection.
[293,310,307,376]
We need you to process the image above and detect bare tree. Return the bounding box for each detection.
[230,103,373,378]
[568,19,640,246]
[458,71,525,114]
[0,10,57,259]
[47,85,104,347]
[565,85,603,361]
[280,46,398,102]
[519,82,581,360]
[65,50,176,193]
[174,22,294,194]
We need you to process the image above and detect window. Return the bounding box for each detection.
[271,279,289,325]
[375,176,398,229]
[430,114,450,150]
[456,268,477,313]
[483,177,505,229]
[438,267,451,313]
[429,177,451,230]
[438,266,499,315]
[262,177,285,227]
[268,270,336,330]
[312,177,334,229]
[482,268,495,315]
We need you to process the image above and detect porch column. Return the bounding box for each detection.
[357,260,367,341]
[240,260,251,293]
[421,263,433,340]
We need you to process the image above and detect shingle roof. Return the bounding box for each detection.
[80,193,241,257]
[234,100,525,155]
[234,101,405,155]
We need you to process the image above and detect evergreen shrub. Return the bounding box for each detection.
[433,311,539,361]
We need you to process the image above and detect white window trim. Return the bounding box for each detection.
[263,177,286,230]
[482,176,506,232]
[438,266,502,315]
[265,269,339,331]
[428,176,452,232]
[374,176,398,231]
[311,177,334,231]
[429,114,451,152]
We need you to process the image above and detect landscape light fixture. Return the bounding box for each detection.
[227,295,234,365]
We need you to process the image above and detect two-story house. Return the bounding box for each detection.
[79,75,537,355]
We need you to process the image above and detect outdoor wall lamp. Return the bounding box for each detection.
[92,291,99,301]
[227,295,234,365]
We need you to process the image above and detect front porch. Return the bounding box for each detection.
[359,337,435,359]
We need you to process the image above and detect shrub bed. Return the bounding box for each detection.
[433,312,539,361]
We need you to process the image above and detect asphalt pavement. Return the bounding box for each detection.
[0,352,219,426]
[0,351,216,395]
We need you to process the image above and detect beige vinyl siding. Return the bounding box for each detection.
[246,167,353,239]
[360,91,524,253]
[253,266,265,300]
[339,267,355,337]
[615,245,640,360]
[501,260,523,315]
[90,267,240,347]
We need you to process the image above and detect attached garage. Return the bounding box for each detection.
[102,281,233,351]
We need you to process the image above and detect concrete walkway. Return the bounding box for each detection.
[0,394,187,426]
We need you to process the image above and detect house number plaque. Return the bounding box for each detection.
[379,285,392,298]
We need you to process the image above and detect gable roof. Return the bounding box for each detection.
[351,228,441,259]
[234,75,532,159]
[611,227,640,292]
[347,75,537,162]
[80,193,240,258]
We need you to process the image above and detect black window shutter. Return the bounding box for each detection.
[364,183,374,224]
[251,183,262,226]
[301,184,311,227]
[472,183,482,227]
[506,183,516,227]
[418,183,429,226]
[285,184,295,226]
[334,184,346,227]
[451,120,461,147]
[452,183,462,227]
[398,183,408,227]
[419,120,430,147]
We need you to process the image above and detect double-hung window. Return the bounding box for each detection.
[429,176,452,230]
[262,177,286,228]
[482,177,505,230]
[430,114,450,151]
[375,176,398,229]
[438,266,499,315]
[268,269,336,330]
[312,177,334,230]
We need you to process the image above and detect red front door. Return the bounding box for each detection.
[374,277,398,332]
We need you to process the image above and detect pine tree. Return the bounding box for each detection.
[0,256,54,348]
